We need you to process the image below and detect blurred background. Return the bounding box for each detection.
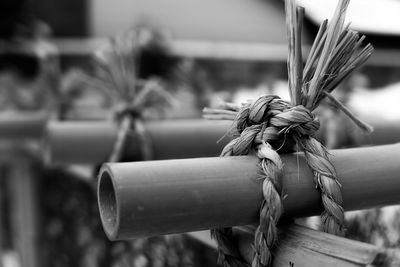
[1,0,400,266]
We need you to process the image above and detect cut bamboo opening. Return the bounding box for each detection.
[98,143,400,240]
[98,171,119,239]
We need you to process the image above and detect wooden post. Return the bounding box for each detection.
[97,143,400,240]
[45,119,231,164]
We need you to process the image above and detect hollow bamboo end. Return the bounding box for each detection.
[98,164,120,240]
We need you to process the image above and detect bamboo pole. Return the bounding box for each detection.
[7,156,39,267]
[53,38,400,67]
[0,113,398,148]
[237,224,400,266]
[97,143,400,240]
[356,119,400,146]
[188,225,400,266]
[45,119,231,164]
[0,112,47,140]
[46,119,400,164]
[0,164,4,267]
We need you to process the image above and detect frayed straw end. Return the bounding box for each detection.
[360,123,374,135]
[323,91,373,134]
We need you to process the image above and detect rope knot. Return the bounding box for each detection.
[233,95,319,151]
[206,0,375,264]
[271,105,320,138]
[114,103,142,121]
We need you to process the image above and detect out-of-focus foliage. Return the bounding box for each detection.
[39,168,219,267]
[346,207,400,248]
[0,40,60,112]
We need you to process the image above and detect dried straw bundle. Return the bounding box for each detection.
[61,28,176,161]
[286,0,373,131]
[204,0,373,266]
[89,29,176,116]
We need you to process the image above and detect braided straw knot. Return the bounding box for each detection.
[213,95,344,267]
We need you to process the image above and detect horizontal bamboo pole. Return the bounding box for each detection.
[53,38,400,67]
[47,118,400,164]
[0,112,47,140]
[45,119,231,164]
[235,224,400,266]
[357,119,400,146]
[188,225,400,266]
[98,143,400,240]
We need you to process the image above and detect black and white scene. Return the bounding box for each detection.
[1,0,400,266]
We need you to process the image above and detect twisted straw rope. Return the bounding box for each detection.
[210,95,343,267]
[107,79,174,163]
[109,113,154,163]
[208,0,374,264]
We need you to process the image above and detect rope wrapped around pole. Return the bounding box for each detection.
[209,97,341,267]
[97,143,400,240]
[64,28,176,163]
[204,0,374,266]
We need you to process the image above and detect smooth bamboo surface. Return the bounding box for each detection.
[47,118,400,164]
[45,120,231,164]
[0,163,3,267]
[0,112,47,139]
[357,119,400,146]
[7,156,39,267]
[98,143,400,240]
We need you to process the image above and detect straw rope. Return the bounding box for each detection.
[108,98,156,162]
[91,29,175,163]
[209,96,339,267]
[205,0,373,265]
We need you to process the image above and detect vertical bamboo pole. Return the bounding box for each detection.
[0,163,4,267]
[8,155,39,267]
